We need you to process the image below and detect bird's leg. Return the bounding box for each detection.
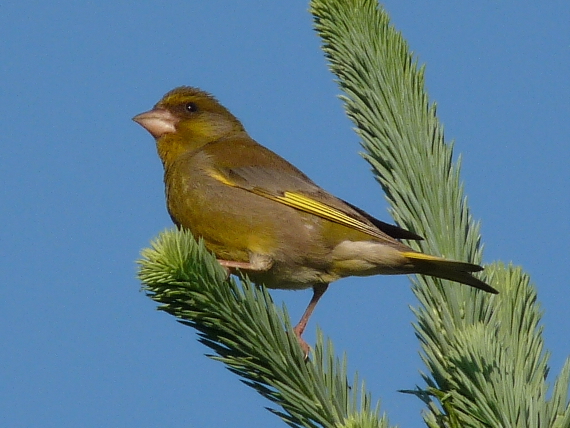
[217,260,260,270]
[293,283,329,357]
[217,254,273,276]
[218,253,273,271]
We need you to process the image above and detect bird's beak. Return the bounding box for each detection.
[132,108,179,138]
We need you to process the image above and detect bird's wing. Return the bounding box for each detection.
[206,160,422,243]
[338,199,423,241]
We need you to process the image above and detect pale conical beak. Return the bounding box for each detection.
[132,108,178,138]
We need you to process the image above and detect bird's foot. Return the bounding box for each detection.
[217,254,273,272]
[292,324,311,359]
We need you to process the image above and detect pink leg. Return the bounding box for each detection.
[218,254,273,273]
[293,283,329,357]
[217,260,260,270]
[217,258,272,278]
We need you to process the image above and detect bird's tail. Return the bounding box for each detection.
[402,252,498,294]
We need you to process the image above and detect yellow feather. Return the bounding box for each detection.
[400,252,442,261]
[207,169,395,240]
[207,169,235,187]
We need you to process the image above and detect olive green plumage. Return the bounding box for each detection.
[134,86,497,353]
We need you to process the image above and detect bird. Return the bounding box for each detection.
[133,86,498,355]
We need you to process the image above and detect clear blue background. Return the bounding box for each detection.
[1,2,569,427]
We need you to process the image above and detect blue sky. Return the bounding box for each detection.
[1,2,569,427]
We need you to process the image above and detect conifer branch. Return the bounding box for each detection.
[138,230,391,428]
[137,1,569,426]
[310,0,570,426]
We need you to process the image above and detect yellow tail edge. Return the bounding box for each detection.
[401,251,498,294]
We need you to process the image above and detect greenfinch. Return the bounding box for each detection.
[134,86,498,354]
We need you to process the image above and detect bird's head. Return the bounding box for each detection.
[133,86,245,166]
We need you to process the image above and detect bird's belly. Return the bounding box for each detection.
[167,178,336,287]
[247,261,339,290]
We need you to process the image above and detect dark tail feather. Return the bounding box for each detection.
[426,266,498,294]
[403,252,499,294]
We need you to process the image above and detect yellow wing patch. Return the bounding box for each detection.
[206,168,389,240]
[263,191,384,238]
[207,169,235,187]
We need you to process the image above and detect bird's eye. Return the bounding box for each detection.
[185,102,198,113]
